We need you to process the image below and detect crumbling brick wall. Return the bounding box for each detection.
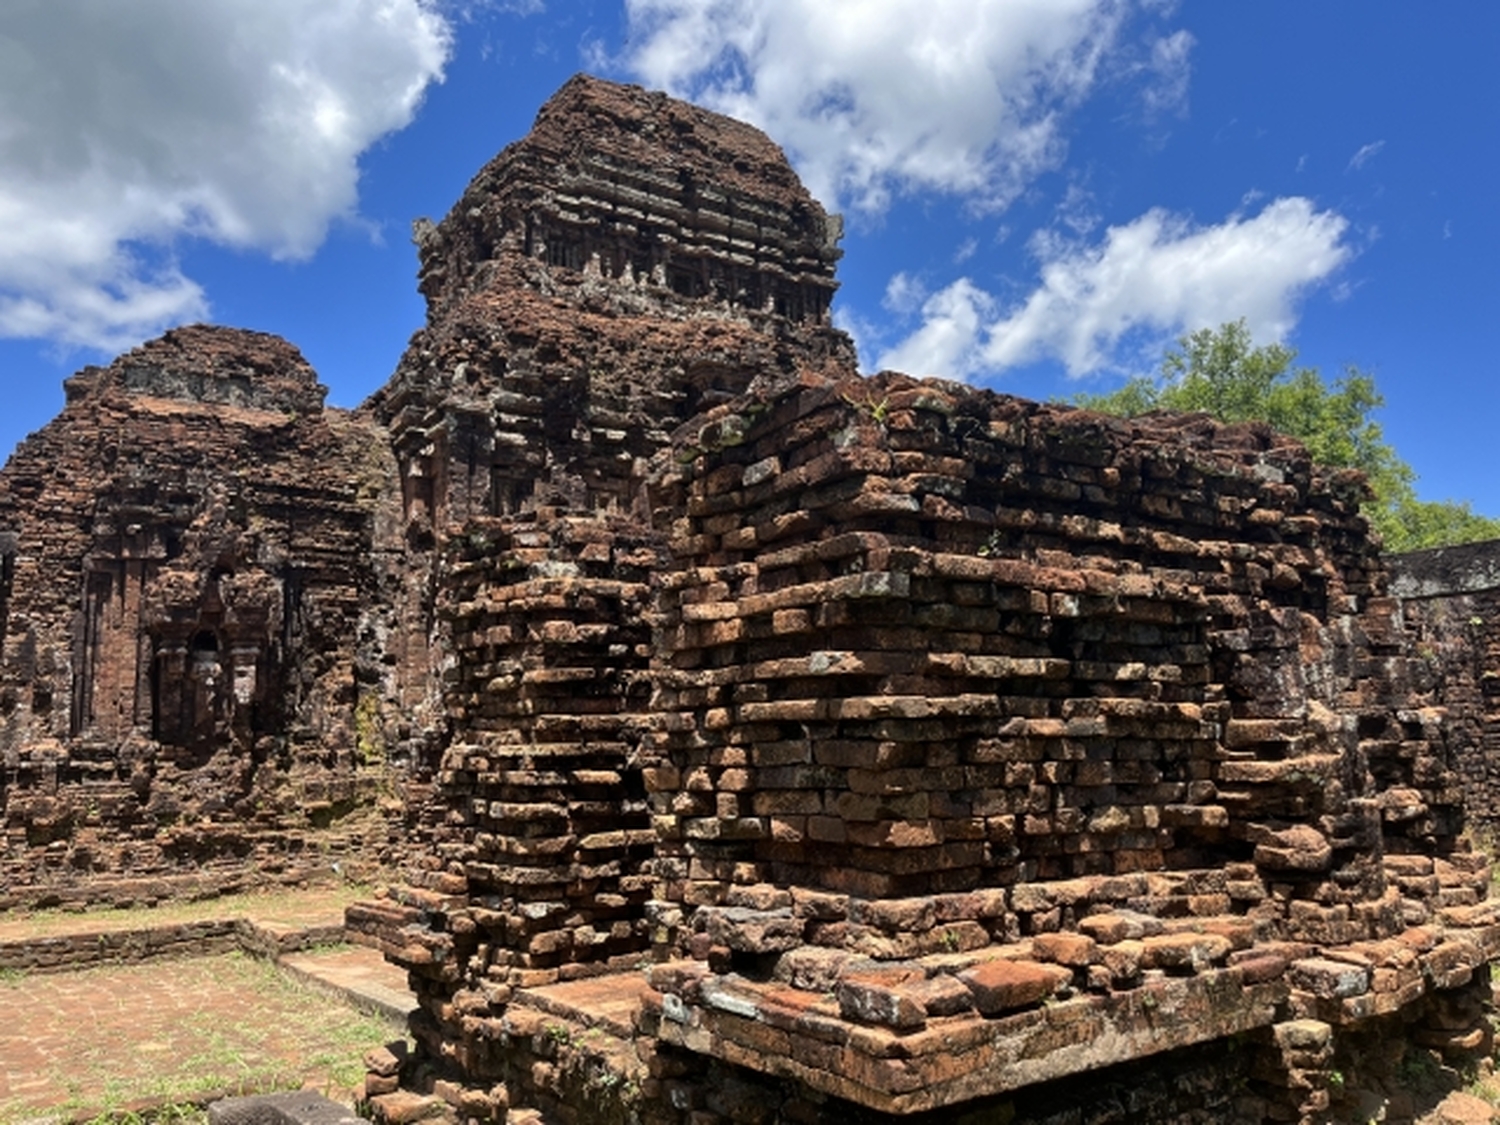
[1391,540,1500,830]
[433,512,665,979]
[647,373,1457,949]
[370,363,1496,1125]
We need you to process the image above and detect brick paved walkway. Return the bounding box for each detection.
[280,945,417,1023]
[0,892,414,1125]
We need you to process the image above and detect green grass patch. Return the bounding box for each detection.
[0,883,374,942]
[0,951,400,1123]
[80,1106,209,1125]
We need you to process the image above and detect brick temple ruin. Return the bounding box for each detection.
[5,75,1500,1125]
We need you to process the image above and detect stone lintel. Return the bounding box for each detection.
[1390,536,1500,597]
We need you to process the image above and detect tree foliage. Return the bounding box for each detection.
[1075,320,1500,552]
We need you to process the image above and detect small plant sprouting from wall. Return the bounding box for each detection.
[354,693,385,767]
[841,390,890,426]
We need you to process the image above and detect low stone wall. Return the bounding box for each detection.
[640,886,1500,1117]
[0,915,346,974]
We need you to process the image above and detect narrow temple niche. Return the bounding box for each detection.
[190,628,220,678]
[151,624,269,764]
[152,628,216,757]
[400,450,443,549]
[402,455,437,520]
[489,469,534,517]
[70,567,115,737]
[448,412,496,522]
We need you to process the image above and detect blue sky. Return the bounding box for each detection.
[1,1,1496,517]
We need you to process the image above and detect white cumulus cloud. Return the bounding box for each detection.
[882,272,929,316]
[0,0,451,351]
[877,278,995,377]
[876,197,1352,379]
[621,0,1142,214]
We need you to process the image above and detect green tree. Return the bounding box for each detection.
[1075,320,1500,552]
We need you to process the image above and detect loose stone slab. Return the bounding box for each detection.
[209,1092,365,1125]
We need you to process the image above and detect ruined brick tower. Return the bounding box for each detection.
[372,71,851,533]
[0,326,396,900]
[2,75,1499,1125]
[350,75,861,993]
